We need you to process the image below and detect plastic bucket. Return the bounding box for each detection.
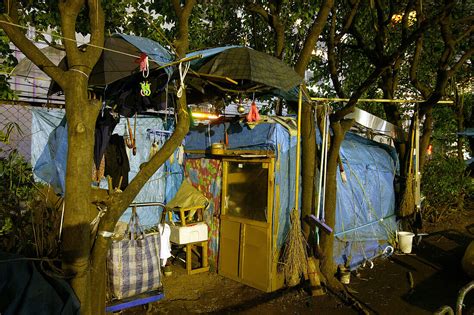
[398,231,415,253]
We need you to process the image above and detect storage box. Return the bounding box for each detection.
[170,222,208,244]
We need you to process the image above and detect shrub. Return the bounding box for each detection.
[0,150,61,257]
[421,153,472,222]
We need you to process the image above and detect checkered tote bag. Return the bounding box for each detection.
[107,211,161,300]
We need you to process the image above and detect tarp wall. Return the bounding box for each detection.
[185,118,398,269]
[31,108,183,227]
[333,132,398,269]
[185,120,298,253]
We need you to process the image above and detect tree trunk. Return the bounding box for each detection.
[301,103,316,238]
[88,92,190,315]
[61,74,100,315]
[319,120,352,287]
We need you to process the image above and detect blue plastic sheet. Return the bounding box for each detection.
[30,108,183,227]
[115,33,174,77]
[185,121,277,154]
[185,119,398,269]
[333,132,398,268]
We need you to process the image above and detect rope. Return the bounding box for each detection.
[0,19,174,67]
[176,61,190,98]
[70,68,89,78]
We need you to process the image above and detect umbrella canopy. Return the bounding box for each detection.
[49,34,174,94]
[187,47,302,93]
[10,46,66,103]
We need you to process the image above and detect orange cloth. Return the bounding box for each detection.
[246,101,260,122]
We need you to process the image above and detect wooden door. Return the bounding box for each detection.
[218,158,274,291]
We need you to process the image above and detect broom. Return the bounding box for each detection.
[399,129,415,217]
[282,208,308,287]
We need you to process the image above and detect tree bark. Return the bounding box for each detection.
[172,0,196,58]
[62,78,101,315]
[319,119,353,285]
[294,0,334,76]
[301,102,316,238]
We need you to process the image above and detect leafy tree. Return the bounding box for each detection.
[0,1,194,314]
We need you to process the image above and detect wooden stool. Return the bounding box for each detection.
[167,206,204,226]
[185,240,210,275]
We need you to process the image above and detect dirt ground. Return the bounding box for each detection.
[121,208,474,315]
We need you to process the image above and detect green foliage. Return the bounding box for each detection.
[0,150,61,257]
[421,153,472,222]
[0,122,59,257]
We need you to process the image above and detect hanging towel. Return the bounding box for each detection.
[246,101,261,123]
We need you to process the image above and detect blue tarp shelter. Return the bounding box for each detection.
[185,117,398,270]
[31,108,183,227]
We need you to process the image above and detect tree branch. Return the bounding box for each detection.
[294,0,334,76]
[348,23,378,65]
[0,2,64,84]
[246,1,285,58]
[114,93,189,222]
[448,47,474,78]
[328,8,345,98]
[246,3,270,23]
[334,0,360,44]
[83,0,105,68]
[172,0,196,58]
[409,35,430,98]
[331,65,387,122]
[58,0,83,66]
[455,25,474,44]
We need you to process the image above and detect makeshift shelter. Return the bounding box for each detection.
[183,116,398,291]
[31,108,183,226]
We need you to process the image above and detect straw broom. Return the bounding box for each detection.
[282,208,308,287]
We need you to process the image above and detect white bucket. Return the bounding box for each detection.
[398,231,415,253]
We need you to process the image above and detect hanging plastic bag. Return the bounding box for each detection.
[246,101,260,123]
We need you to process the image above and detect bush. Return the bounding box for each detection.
[421,153,472,222]
[0,150,61,257]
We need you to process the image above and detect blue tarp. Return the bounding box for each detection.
[185,119,398,268]
[334,132,398,269]
[0,252,80,315]
[115,34,174,77]
[186,46,240,69]
[31,108,183,227]
[185,120,297,251]
[185,122,277,153]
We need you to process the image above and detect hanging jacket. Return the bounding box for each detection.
[104,134,130,190]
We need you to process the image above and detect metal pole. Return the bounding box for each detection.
[295,85,303,210]
[316,103,327,220]
[310,97,453,104]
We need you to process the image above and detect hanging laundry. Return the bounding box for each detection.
[246,101,260,123]
[109,70,169,117]
[105,134,130,190]
[177,145,185,165]
[148,142,159,161]
[93,108,119,169]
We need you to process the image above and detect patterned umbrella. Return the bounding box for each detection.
[187,47,302,93]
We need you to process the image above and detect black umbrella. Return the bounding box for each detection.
[187,47,302,93]
[49,34,174,94]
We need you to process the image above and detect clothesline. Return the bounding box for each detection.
[311,97,453,104]
[0,19,202,74]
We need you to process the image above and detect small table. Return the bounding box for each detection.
[183,240,209,275]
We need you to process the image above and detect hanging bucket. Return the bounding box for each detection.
[398,231,415,253]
